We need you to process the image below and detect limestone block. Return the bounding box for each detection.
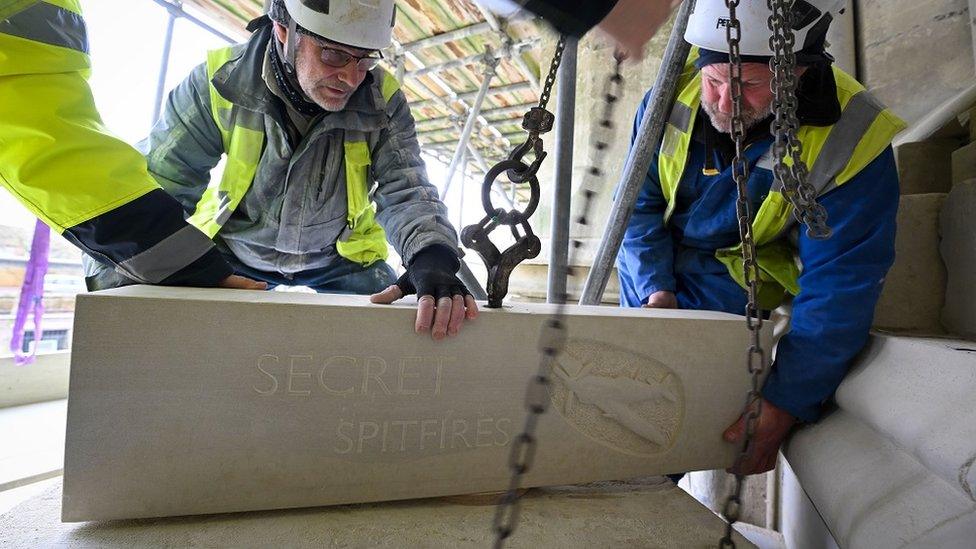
[837,335,976,501]
[62,286,772,522]
[2,478,752,548]
[509,262,620,304]
[785,411,976,548]
[895,139,959,195]
[952,141,976,185]
[970,105,976,143]
[858,0,974,125]
[941,181,976,338]
[0,352,69,408]
[873,194,947,333]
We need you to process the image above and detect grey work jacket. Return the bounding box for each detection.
[139,24,457,274]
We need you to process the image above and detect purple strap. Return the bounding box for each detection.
[10,219,51,366]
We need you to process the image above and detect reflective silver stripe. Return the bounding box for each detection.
[807,91,884,196]
[118,225,217,284]
[0,0,88,53]
[756,149,775,173]
[668,102,692,132]
[771,91,884,239]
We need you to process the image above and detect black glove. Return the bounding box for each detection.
[396,245,470,300]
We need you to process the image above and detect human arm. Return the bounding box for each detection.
[368,85,477,338]
[616,89,677,308]
[0,4,235,287]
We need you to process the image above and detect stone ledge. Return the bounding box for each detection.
[838,335,976,501]
[941,180,976,338]
[873,193,947,333]
[785,411,976,548]
[2,478,754,548]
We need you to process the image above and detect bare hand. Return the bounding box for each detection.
[643,290,677,309]
[596,0,683,61]
[370,286,479,341]
[217,275,268,290]
[723,398,797,475]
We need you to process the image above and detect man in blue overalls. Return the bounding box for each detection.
[617,0,905,474]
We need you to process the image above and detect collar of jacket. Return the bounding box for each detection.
[210,19,391,134]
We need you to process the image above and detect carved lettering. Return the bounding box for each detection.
[363,357,393,396]
[398,357,422,396]
[494,418,513,447]
[332,416,514,457]
[254,355,279,395]
[476,418,495,448]
[357,421,379,453]
[320,356,356,396]
[451,419,471,449]
[419,419,439,450]
[287,355,313,396]
[335,419,354,454]
[253,354,455,399]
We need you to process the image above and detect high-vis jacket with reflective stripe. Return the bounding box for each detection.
[0,0,231,286]
[139,22,457,275]
[656,51,906,308]
[616,57,903,422]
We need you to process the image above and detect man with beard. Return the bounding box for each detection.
[616,0,905,474]
[86,0,478,341]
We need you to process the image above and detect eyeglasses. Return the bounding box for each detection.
[308,37,383,71]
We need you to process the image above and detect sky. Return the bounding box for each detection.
[1,0,484,238]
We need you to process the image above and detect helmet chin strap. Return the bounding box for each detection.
[284,17,299,74]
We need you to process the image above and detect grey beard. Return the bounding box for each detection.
[702,100,772,134]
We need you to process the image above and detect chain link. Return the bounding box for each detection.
[718,1,768,547]
[537,35,566,111]
[767,0,831,239]
[492,54,625,548]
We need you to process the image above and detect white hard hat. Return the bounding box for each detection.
[685,0,844,56]
[283,0,396,51]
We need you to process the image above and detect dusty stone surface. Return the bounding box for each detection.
[0,352,69,408]
[62,286,772,521]
[786,411,976,548]
[895,139,961,194]
[684,469,770,528]
[873,194,947,333]
[952,141,976,185]
[0,478,752,548]
[940,180,976,338]
[838,335,976,502]
[859,0,975,125]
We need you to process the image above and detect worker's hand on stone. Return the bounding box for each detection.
[643,290,677,309]
[596,0,683,61]
[723,398,797,475]
[370,245,478,341]
[217,275,268,290]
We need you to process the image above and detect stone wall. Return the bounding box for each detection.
[858,0,974,125]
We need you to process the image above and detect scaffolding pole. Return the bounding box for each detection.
[152,9,177,125]
[405,40,536,80]
[440,52,498,199]
[471,0,541,91]
[578,1,694,305]
[547,35,577,304]
[149,0,236,43]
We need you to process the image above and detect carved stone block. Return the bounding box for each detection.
[873,193,947,333]
[894,139,958,195]
[952,141,976,185]
[941,180,976,338]
[62,286,772,521]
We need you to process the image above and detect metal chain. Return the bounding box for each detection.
[718,1,768,547]
[492,54,625,549]
[537,35,566,111]
[767,0,831,239]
